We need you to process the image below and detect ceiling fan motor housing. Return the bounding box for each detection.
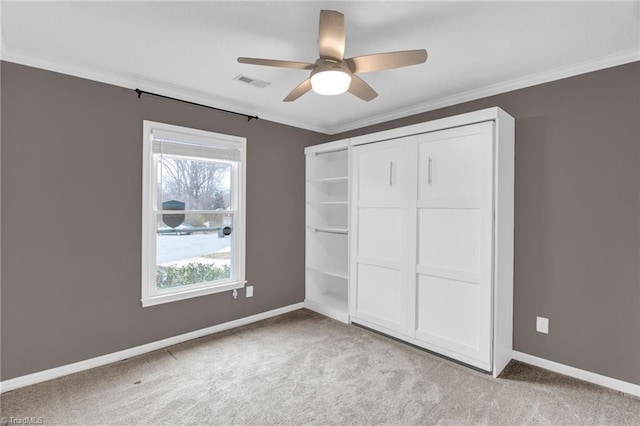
[311,59,352,78]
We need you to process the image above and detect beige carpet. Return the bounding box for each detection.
[1,309,639,425]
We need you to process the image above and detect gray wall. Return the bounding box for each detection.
[2,60,639,387]
[0,61,328,380]
[332,62,640,386]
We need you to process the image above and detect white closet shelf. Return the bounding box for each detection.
[306,201,348,205]
[305,138,350,324]
[306,293,348,311]
[304,296,349,323]
[306,266,348,280]
[307,176,348,183]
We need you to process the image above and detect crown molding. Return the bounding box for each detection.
[2,46,638,136]
[0,47,333,135]
[329,49,640,135]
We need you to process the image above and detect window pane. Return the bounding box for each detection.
[158,157,231,211]
[156,212,234,289]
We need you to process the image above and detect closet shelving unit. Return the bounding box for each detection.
[304,139,349,323]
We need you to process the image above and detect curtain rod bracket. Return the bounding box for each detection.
[134,88,258,122]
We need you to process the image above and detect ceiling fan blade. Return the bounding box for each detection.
[238,57,315,70]
[318,10,345,61]
[346,49,428,74]
[283,79,312,102]
[348,75,378,102]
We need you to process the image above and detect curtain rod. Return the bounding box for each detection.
[134,89,259,122]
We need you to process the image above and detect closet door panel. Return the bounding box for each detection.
[357,145,405,205]
[358,208,402,261]
[355,263,403,329]
[414,122,494,368]
[416,276,481,357]
[417,130,484,205]
[350,137,413,335]
[418,209,482,275]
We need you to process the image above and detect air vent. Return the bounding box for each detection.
[233,74,271,89]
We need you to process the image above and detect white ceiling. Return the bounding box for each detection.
[1,1,638,134]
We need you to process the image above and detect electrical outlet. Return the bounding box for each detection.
[536,316,549,334]
[246,286,253,298]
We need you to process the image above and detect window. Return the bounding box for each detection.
[141,121,246,307]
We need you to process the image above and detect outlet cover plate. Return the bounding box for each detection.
[536,316,549,334]
[246,286,253,298]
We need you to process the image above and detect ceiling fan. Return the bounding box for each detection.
[237,10,428,102]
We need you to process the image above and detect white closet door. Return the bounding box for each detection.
[414,122,494,369]
[356,141,406,205]
[350,138,412,334]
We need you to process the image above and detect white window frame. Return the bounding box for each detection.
[141,120,246,307]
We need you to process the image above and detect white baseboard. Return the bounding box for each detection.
[0,302,305,393]
[512,351,640,397]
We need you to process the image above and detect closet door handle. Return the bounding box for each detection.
[427,156,433,185]
[389,161,394,186]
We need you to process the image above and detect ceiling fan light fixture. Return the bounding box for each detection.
[310,70,351,96]
[238,10,427,102]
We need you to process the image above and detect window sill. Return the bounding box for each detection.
[141,280,247,307]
